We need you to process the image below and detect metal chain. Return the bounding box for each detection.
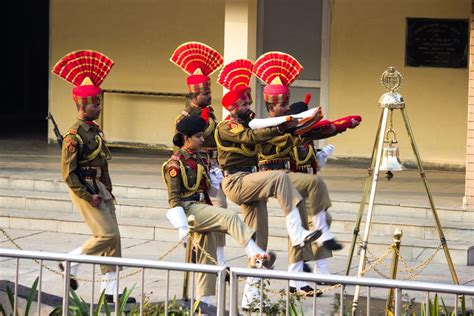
[0,227,185,283]
[394,244,442,280]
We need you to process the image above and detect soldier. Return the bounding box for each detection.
[52,50,135,303]
[170,42,228,266]
[163,115,275,312]
[215,59,322,309]
[252,52,343,296]
[288,99,361,277]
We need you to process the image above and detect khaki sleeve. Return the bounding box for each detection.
[218,122,283,145]
[101,163,113,192]
[163,160,184,208]
[61,135,93,202]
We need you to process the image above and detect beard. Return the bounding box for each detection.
[236,109,255,124]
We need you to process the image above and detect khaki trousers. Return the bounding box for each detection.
[222,171,312,265]
[308,211,333,260]
[287,173,332,216]
[184,202,254,296]
[69,182,121,274]
[287,172,333,261]
[210,186,227,247]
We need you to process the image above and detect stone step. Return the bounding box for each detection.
[1,176,472,224]
[1,188,473,244]
[0,208,471,265]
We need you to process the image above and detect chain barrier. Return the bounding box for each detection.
[0,227,185,283]
[1,225,444,291]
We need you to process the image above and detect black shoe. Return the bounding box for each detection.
[58,263,78,290]
[303,262,312,273]
[323,239,344,251]
[299,230,323,248]
[289,285,322,297]
[104,294,137,304]
[194,302,217,315]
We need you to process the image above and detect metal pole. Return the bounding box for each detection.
[37,259,43,316]
[386,229,403,314]
[229,272,238,316]
[394,288,402,316]
[346,109,385,275]
[14,258,18,315]
[115,266,120,315]
[164,270,169,316]
[217,269,226,316]
[62,261,70,316]
[182,216,195,301]
[90,264,95,316]
[141,268,146,316]
[352,107,391,315]
[400,107,459,285]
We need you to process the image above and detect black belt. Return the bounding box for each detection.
[295,165,315,174]
[224,166,257,176]
[181,192,206,202]
[258,160,290,171]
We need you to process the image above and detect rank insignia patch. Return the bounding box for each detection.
[169,168,178,178]
[229,122,244,134]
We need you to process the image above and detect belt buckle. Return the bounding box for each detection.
[198,192,205,202]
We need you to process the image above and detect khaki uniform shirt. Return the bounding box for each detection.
[61,119,112,202]
[215,116,284,169]
[162,148,210,208]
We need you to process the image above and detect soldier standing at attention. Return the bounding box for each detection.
[215,59,322,309]
[163,115,276,312]
[170,42,228,266]
[52,50,135,304]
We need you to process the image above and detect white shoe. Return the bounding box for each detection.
[241,278,264,311]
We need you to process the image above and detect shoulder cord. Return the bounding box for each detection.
[292,145,316,166]
[214,122,258,157]
[162,158,210,198]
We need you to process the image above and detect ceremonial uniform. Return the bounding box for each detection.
[171,42,227,264]
[291,142,333,262]
[216,58,322,308]
[62,119,119,274]
[52,50,133,302]
[163,147,254,296]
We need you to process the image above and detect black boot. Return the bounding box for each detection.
[104,294,137,304]
[289,285,322,297]
[58,263,78,290]
[323,239,344,251]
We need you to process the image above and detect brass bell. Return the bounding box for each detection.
[380,140,406,180]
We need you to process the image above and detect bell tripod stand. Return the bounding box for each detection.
[345,67,459,315]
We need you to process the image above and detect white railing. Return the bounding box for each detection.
[229,267,474,316]
[1,248,474,316]
[0,248,226,316]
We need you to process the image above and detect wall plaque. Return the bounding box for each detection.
[405,18,468,68]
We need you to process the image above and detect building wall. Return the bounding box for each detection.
[328,0,470,167]
[50,0,225,148]
[463,0,474,208]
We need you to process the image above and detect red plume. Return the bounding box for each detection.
[200,107,211,122]
[304,93,311,105]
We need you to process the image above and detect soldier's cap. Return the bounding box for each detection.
[176,116,207,136]
[289,101,308,115]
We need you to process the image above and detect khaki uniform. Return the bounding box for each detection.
[163,148,254,296]
[175,104,226,247]
[259,135,333,261]
[215,117,312,264]
[61,119,120,274]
